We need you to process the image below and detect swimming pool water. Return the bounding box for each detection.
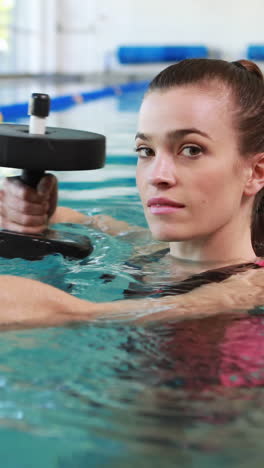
[0,86,264,467]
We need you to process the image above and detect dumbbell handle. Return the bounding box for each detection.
[21,169,45,188]
[20,93,50,188]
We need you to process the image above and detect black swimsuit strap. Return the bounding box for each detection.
[124,261,260,299]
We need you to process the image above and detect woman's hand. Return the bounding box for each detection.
[0,174,58,234]
[0,173,140,235]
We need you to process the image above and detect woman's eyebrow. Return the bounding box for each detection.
[135,132,150,141]
[135,128,211,141]
[168,128,211,141]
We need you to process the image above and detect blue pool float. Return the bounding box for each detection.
[117,45,209,64]
[247,45,264,60]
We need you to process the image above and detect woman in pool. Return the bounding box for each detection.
[1,58,264,328]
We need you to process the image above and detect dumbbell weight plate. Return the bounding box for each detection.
[0,123,105,260]
[0,124,106,170]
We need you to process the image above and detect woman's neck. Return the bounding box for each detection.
[169,221,256,268]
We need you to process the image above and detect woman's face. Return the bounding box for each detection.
[136,85,251,242]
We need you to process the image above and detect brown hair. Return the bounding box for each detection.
[148,58,264,256]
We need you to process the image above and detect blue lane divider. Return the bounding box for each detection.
[59,178,136,190]
[0,80,150,122]
[117,45,208,64]
[107,155,137,165]
[247,45,264,60]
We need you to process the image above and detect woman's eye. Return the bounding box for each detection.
[135,147,154,158]
[181,145,202,158]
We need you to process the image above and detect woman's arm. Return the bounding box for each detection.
[0,268,263,330]
[94,267,264,323]
[50,207,145,236]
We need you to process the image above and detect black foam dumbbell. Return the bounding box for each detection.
[0,93,106,260]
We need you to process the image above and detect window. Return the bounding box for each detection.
[0,0,15,72]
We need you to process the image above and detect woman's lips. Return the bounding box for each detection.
[147,197,185,214]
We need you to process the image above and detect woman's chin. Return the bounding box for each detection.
[150,228,188,242]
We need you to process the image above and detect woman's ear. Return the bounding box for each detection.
[244,153,264,196]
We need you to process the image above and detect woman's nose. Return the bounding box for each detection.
[148,154,176,187]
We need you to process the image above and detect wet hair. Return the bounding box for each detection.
[148,58,264,257]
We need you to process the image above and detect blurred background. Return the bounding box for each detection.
[0,0,263,164]
[0,0,263,80]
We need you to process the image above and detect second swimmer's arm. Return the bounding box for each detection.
[0,268,262,330]
[92,267,264,323]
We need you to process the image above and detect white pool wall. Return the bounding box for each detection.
[13,0,264,75]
